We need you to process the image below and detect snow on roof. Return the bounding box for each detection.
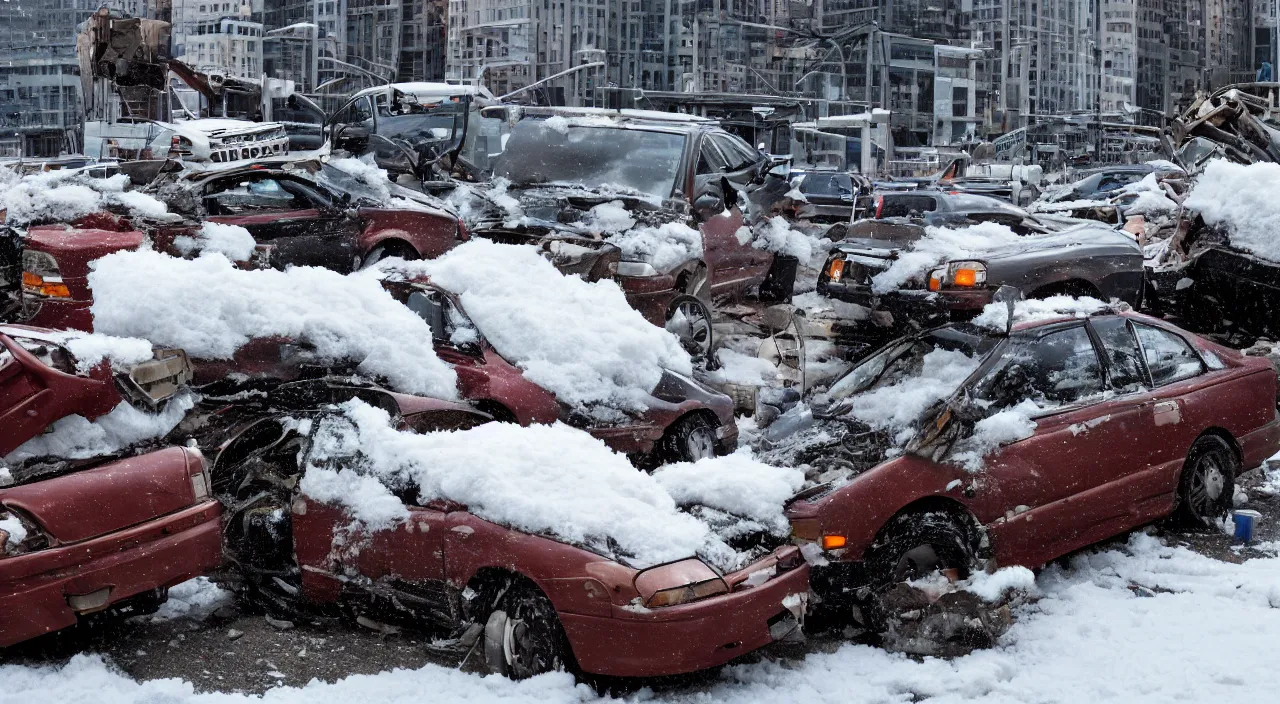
[870,221,1023,294]
[0,168,173,226]
[382,239,690,416]
[972,295,1111,332]
[300,400,799,570]
[1185,159,1280,263]
[87,250,458,399]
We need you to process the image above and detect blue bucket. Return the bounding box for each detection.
[1233,509,1263,544]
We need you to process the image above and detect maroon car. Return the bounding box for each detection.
[214,407,809,680]
[774,310,1280,624]
[1,325,222,647]
[16,160,465,331]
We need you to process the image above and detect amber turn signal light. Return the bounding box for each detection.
[22,272,71,299]
[826,258,845,283]
[952,268,979,287]
[821,535,847,550]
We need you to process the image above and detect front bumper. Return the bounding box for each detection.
[0,500,223,647]
[557,549,810,678]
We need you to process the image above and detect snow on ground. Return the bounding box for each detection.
[173,222,257,261]
[148,577,235,623]
[871,222,1022,294]
[87,250,458,399]
[0,169,173,226]
[1185,159,1280,263]
[5,391,198,463]
[299,400,774,571]
[9,533,1280,702]
[385,239,689,415]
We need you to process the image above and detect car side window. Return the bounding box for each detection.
[206,177,305,214]
[880,195,938,218]
[1133,323,1204,386]
[712,134,759,172]
[697,138,729,175]
[973,325,1105,411]
[1089,316,1146,392]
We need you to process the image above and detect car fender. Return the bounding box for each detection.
[358,209,462,260]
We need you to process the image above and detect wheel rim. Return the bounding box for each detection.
[684,425,717,461]
[1188,451,1227,520]
[666,299,712,360]
[500,607,558,679]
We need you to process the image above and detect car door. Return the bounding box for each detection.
[712,133,775,277]
[962,323,1144,567]
[204,174,360,272]
[690,135,749,295]
[330,95,375,157]
[0,334,115,457]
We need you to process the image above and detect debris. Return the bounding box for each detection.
[355,615,401,636]
[878,581,1017,657]
[264,615,295,631]
[226,629,244,641]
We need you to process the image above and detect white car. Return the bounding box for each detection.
[83,118,289,164]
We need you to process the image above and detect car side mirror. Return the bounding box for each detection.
[692,192,724,220]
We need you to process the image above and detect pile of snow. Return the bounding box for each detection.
[149,577,234,622]
[88,250,458,399]
[300,400,784,570]
[11,533,1280,701]
[871,221,1022,293]
[606,221,704,272]
[950,399,1040,471]
[0,513,27,548]
[582,200,637,233]
[972,295,1110,331]
[483,177,524,228]
[0,170,172,226]
[842,347,981,444]
[706,348,780,387]
[387,239,689,415]
[329,155,393,201]
[172,222,256,261]
[5,391,197,463]
[1185,159,1280,262]
[652,453,804,537]
[749,215,818,261]
[910,564,1039,603]
[30,330,157,374]
[1118,172,1180,217]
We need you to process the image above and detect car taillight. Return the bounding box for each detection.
[825,256,845,283]
[185,444,212,501]
[874,195,884,218]
[21,250,71,298]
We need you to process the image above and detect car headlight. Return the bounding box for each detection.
[609,261,659,277]
[928,260,987,291]
[634,558,729,608]
[21,250,70,298]
[824,254,845,283]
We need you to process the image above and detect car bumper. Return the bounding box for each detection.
[618,274,680,327]
[0,500,223,647]
[1240,415,1280,470]
[558,552,810,678]
[20,296,95,332]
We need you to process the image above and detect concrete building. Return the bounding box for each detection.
[171,0,264,78]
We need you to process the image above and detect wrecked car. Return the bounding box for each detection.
[1,325,222,647]
[1169,83,1280,169]
[457,108,798,356]
[17,159,466,331]
[856,191,1052,232]
[213,409,809,680]
[769,306,1280,628]
[816,220,1144,339]
[789,169,872,224]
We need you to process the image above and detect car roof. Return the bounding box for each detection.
[516,105,713,128]
[351,82,496,101]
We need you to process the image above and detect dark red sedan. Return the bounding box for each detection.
[1,325,222,647]
[776,309,1280,623]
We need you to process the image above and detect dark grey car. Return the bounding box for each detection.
[865,190,1050,234]
[816,219,1145,325]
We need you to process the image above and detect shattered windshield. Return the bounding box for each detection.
[493,120,685,198]
[376,95,467,143]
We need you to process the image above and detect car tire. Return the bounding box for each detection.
[657,413,719,465]
[862,511,977,630]
[1172,434,1237,530]
[482,584,573,680]
[359,241,419,270]
[665,294,714,366]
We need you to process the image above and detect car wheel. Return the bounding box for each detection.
[482,584,572,680]
[658,413,718,464]
[1172,434,1237,530]
[665,294,713,365]
[359,241,419,270]
[863,511,977,630]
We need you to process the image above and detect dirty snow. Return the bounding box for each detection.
[10,532,1280,702]
[872,221,1022,293]
[173,222,257,261]
[749,216,817,261]
[149,577,235,622]
[88,250,458,399]
[651,453,805,536]
[0,513,27,548]
[843,347,981,443]
[605,221,704,272]
[388,239,689,414]
[1185,159,1280,263]
[4,391,198,463]
[300,400,752,570]
[0,170,173,226]
[972,295,1111,331]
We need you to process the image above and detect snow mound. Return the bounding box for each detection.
[706,348,779,387]
[52,332,157,374]
[950,399,1040,471]
[750,216,817,261]
[88,250,458,399]
[0,170,172,226]
[173,222,256,261]
[652,453,805,536]
[1185,159,1280,262]
[963,565,1039,602]
[330,155,393,201]
[606,221,704,272]
[972,295,1110,331]
[0,513,27,548]
[300,400,757,570]
[5,391,197,463]
[872,221,1022,293]
[582,200,637,233]
[388,239,690,415]
[844,347,981,444]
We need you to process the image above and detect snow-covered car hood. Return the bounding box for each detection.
[172,119,286,140]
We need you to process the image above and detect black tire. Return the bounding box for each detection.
[1172,434,1237,530]
[359,241,419,270]
[656,413,719,465]
[665,294,714,365]
[482,584,573,680]
[862,511,977,630]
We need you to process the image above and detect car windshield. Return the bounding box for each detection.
[376,97,467,143]
[316,164,390,205]
[493,120,686,198]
